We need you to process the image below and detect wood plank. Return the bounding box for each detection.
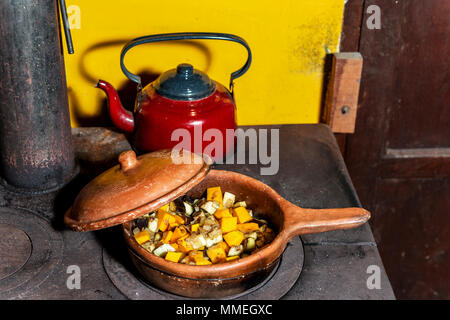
[331,0,365,155]
[323,53,363,133]
[379,158,450,179]
[384,148,450,159]
[371,178,450,299]
[340,0,364,52]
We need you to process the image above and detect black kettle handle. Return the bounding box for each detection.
[120,32,252,91]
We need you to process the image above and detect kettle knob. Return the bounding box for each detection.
[177,64,194,78]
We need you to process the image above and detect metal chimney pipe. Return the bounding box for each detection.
[0,0,76,192]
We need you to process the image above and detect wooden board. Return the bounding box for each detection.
[323,52,363,133]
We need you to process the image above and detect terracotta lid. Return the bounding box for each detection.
[64,149,210,231]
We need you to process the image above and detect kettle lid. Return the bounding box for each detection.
[154,63,216,101]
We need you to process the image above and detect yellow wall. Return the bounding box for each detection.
[62,0,344,127]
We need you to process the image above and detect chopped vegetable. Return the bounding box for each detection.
[195,259,212,265]
[237,222,259,233]
[147,218,158,233]
[223,230,245,247]
[173,214,185,225]
[226,256,239,261]
[245,231,258,240]
[177,239,194,253]
[205,233,222,248]
[214,208,233,219]
[190,223,200,233]
[228,244,244,257]
[156,210,174,232]
[183,202,194,216]
[201,200,220,214]
[172,226,188,242]
[220,216,237,234]
[207,186,223,209]
[153,243,175,257]
[162,230,173,243]
[134,230,151,245]
[216,241,230,253]
[141,242,155,253]
[233,201,247,208]
[132,186,275,265]
[244,237,256,251]
[233,207,253,224]
[186,233,207,249]
[222,192,236,208]
[165,251,183,263]
[206,244,227,263]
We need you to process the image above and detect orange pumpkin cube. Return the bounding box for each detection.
[157,210,175,232]
[188,250,205,263]
[173,214,185,225]
[171,226,188,242]
[226,256,239,261]
[165,251,183,263]
[237,222,259,233]
[216,241,230,253]
[220,217,237,234]
[159,203,169,212]
[195,259,212,265]
[206,245,227,264]
[207,186,223,209]
[214,208,232,219]
[223,230,245,247]
[134,230,150,245]
[177,239,194,253]
[233,207,253,224]
[190,223,200,233]
[162,230,173,243]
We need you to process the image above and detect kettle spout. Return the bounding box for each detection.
[96,80,134,133]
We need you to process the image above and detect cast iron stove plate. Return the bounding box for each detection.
[0,207,63,299]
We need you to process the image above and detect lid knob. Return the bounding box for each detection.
[177,63,194,79]
[154,63,215,101]
[119,150,138,171]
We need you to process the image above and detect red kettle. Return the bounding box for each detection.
[96,32,252,161]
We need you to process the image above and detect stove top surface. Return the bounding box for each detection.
[0,125,395,300]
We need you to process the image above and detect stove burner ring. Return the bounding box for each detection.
[103,236,304,300]
[0,224,32,281]
[0,207,63,299]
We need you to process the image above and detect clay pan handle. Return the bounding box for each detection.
[279,200,371,242]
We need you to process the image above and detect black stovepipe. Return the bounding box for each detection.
[0,0,76,192]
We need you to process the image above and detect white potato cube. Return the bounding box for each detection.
[245,232,258,240]
[206,233,223,248]
[228,245,244,257]
[201,201,220,214]
[183,202,194,216]
[153,244,175,257]
[222,192,236,208]
[187,234,207,249]
[147,218,158,233]
[233,201,247,208]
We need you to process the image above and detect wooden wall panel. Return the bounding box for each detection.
[342,0,450,299]
[372,179,450,299]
